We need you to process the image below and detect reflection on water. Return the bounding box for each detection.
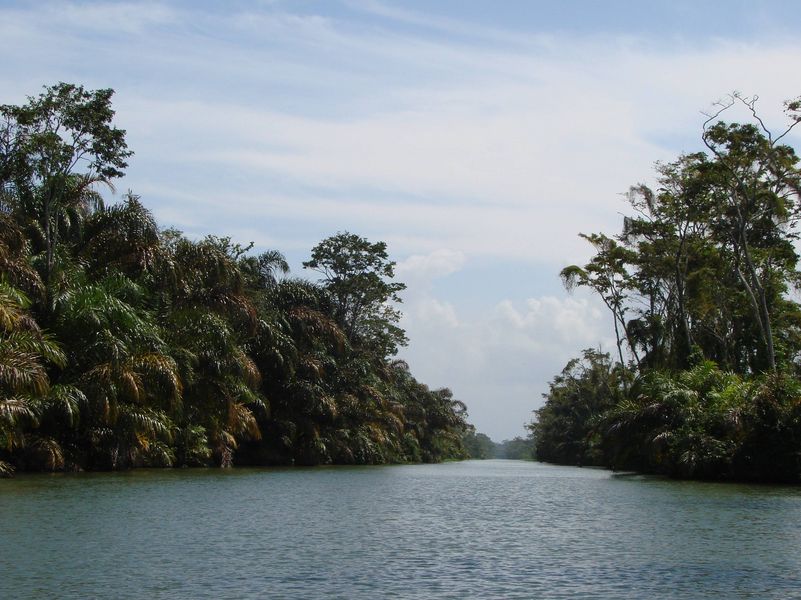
[2,460,800,599]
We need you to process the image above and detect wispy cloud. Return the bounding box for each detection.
[398,270,614,440]
[2,0,799,437]
[345,0,556,48]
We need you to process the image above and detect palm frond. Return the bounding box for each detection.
[0,345,49,395]
[0,396,36,429]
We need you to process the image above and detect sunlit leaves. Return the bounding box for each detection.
[0,83,471,474]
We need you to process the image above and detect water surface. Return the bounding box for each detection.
[2,460,800,598]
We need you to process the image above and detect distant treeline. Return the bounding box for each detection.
[0,83,470,476]
[462,428,534,460]
[532,94,801,483]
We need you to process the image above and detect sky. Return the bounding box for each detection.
[1,0,800,440]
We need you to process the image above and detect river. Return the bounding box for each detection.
[2,459,800,598]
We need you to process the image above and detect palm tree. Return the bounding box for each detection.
[79,193,162,279]
[0,280,65,475]
[52,273,180,469]
[160,236,267,466]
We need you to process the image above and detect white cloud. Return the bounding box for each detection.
[399,288,615,440]
[101,37,800,268]
[1,2,177,37]
[2,1,800,439]
[57,2,177,33]
[409,297,460,329]
[345,0,555,48]
[492,297,607,351]
[396,249,465,282]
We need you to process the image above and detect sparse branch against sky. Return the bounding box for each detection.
[2,0,799,439]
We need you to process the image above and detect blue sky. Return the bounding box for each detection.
[2,1,800,440]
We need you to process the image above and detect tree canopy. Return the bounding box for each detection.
[304,231,408,358]
[0,84,470,476]
[535,94,801,482]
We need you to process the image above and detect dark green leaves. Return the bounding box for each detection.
[304,231,408,357]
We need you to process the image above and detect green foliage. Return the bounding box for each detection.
[564,100,801,373]
[462,427,496,459]
[537,95,801,482]
[532,349,622,466]
[495,436,536,460]
[303,232,408,357]
[0,279,66,475]
[0,83,470,474]
[1,83,131,182]
[1,83,132,300]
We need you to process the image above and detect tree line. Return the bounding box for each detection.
[531,94,801,482]
[0,83,470,476]
[461,428,534,459]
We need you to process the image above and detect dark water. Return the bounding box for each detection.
[2,460,801,599]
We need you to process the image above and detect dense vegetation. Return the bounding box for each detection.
[462,427,535,459]
[0,83,470,476]
[532,94,801,482]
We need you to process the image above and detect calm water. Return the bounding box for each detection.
[2,460,801,599]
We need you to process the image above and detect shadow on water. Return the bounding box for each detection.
[2,459,801,599]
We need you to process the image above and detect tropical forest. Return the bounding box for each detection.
[5,82,801,486]
[532,94,801,483]
[0,83,471,476]
[10,3,801,597]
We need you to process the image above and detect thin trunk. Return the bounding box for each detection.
[617,309,642,370]
[44,195,53,311]
[759,288,777,372]
[605,301,629,394]
[737,223,777,372]
[673,232,693,367]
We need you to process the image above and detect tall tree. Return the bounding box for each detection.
[0,83,132,303]
[0,83,471,474]
[303,232,407,357]
[561,234,640,376]
[531,349,621,466]
[700,94,801,371]
[563,96,801,374]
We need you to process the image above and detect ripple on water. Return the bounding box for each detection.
[2,460,801,599]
